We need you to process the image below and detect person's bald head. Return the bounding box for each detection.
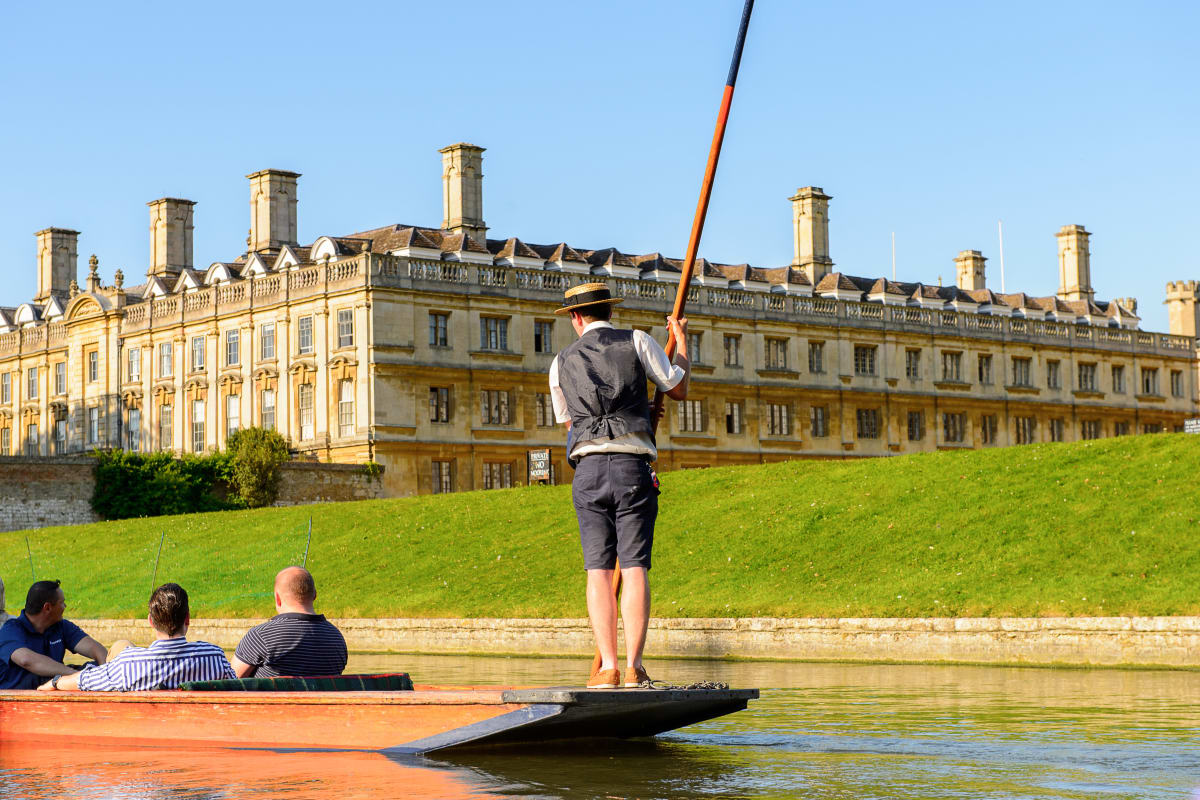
[274,567,317,613]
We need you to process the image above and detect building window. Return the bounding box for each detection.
[159,403,172,451]
[87,407,99,445]
[224,330,239,366]
[1170,370,1184,398]
[261,389,276,431]
[1015,416,1036,444]
[1081,420,1101,440]
[26,367,38,400]
[907,411,924,441]
[190,336,205,371]
[88,351,99,383]
[480,317,509,351]
[260,323,276,360]
[535,393,554,427]
[127,348,141,382]
[1049,418,1065,442]
[53,418,66,453]
[687,333,703,364]
[337,380,354,437]
[298,384,314,440]
[905,349,921,380]
[55,362,66,395]
[481,389,511,425]
[981,414,998,445]
[1143,422,1163,434]
[159,342,173,378]
[678,399,705,433]
[1141,367,1159,395]
[1113,421,1130,437]
[808,341,824,373]
[854,345,877,376]
[978,354,993,385]
[534,320,554,354]
[810,405,828,438]
[1,372,8,403]
[1111,365,1125,393]
[430,387,450,423]
[1012,357,1032,387]
[432,460,454,494]
[226,394,240,437]
[1078,363,1097,392]
[0,427,8,454]
[767,403,790,436]
[337,309,354,349]
[429,312,449,347]
[725,401,743,434]
[723,334,741,366]
[943,412,965,443]
[941,351,962,382]
[191,400,205,452]
[766,338,788,370]
[856,408,880,439]
[297,316,314,355]
[483,462,513,490]
[25,423,37,456]
[127,408,141,452]
[1046,360,1061,389]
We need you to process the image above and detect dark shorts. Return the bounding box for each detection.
[571,453,658,571]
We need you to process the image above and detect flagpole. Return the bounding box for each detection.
[595,0,755,677]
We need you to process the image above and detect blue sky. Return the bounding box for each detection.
[1,1,1196,331]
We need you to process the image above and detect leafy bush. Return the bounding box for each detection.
[91,450,239,520]
[226,427,291,508]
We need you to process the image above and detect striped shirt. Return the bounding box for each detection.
[78,637,235,691]
[234,613,347,678]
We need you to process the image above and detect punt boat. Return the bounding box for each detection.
[0,675,758,754]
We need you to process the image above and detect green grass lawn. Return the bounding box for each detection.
[3,435,1197,620]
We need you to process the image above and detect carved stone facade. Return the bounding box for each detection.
[0,144,1197,497]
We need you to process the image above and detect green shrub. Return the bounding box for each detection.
[226,427,291,508]
[91,450,240,520]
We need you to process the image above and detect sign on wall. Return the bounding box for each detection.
[528,448,552,481]
[1185,418,1200,434]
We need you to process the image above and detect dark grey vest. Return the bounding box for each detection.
[557,328,655,467]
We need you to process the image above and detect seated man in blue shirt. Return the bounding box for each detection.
[39,582,234,692]
[0,580,108,690]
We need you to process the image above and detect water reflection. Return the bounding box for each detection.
[1,655,1197,799]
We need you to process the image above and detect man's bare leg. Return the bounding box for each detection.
[586,569,619,670]
[619,566,650,669]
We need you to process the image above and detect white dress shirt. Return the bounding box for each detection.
[548,321,684,460]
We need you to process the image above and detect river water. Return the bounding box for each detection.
[2,654,1198,799]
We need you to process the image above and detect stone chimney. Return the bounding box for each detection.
[954,250,986,291]
[440,143,487,245]
[1056,224,1093,301]
[247,169,300,252]
[147,198,195,277]
[1165,281,1199,338]
[34,228,79,303]
[790,187,833,284]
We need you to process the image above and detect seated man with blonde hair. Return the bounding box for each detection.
[39,582,233,692]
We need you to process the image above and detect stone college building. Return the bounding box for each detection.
[1,144,1197,496]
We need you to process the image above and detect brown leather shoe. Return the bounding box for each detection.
[587,668,621,689]
[625,665,651,688]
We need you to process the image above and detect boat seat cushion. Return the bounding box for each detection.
[179,672,414,692]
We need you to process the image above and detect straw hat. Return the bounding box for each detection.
[555,282,624,315]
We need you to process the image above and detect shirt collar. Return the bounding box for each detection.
[582,321,614,335]
[148,637,188,648]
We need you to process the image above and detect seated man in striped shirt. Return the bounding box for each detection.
[37,583,233,692]
[231,566,347,678]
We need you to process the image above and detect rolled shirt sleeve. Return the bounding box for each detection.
[548,355,571,424]
[633,330,684,392]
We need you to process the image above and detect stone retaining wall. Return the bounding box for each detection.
[274,462,384,505]
[74,616,1200,668]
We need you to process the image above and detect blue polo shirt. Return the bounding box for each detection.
[0,613,88,690]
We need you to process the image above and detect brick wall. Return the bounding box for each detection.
[0,457,99,532]
[0,457,385,532]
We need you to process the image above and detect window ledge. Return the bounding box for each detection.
[1004,385,1040,395]
[1072,390,1105,399]
[469,350,524,362]
[689,364,716,375]
[1134,393,1165,402]
[756,368,799,378]
[933,380,972,390]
